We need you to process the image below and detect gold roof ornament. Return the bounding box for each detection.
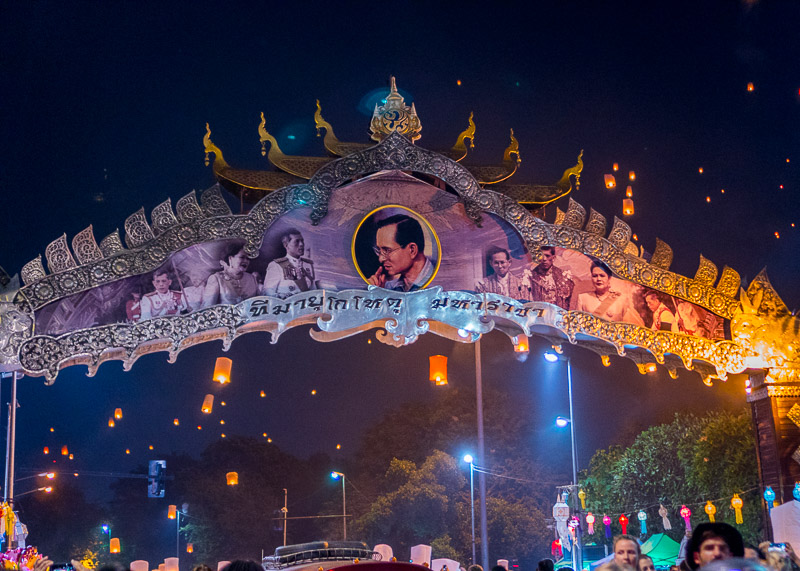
[258,112,334,179]
[445,112,476,162]
[464,129,521,184]
[369,77,422,142]
[314,101,370,157]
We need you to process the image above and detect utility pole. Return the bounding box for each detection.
[282,488,288,546]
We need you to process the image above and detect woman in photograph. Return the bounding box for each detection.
[202,242,260,306]
[577,261,644,326]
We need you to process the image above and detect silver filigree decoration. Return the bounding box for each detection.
[99,230,125,257]
[607,216,632,248]
[562,198,587,229]
[0,275,33,366]
[71,226,103,264]
[151,199,178,235]
[45,234,77,273]
[21,256,47,285]
[200,186,232,217]
[124,208,155,249]
[175,190,204,222]
[584,208,607,235]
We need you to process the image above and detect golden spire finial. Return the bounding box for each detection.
[451,112,476,160]
[203,123,227,168]
[259,111,283,158]
[369,77,422,142]
[503,129,520,164]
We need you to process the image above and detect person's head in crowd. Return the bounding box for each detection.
[614,534,641,568]
[192,566,213,571]
[487,246,511,278]
[537,560,555,571]
[700,558,768,571]
[638,555,655,571]
[743,545,766,564]
[596,562,635,571]
[467,565,483,571]
[686,522,744,569]
[220,562,263,571]
[491,566,506,571]
[669,566,680,571]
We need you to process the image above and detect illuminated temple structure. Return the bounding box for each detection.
[1,78,798,521]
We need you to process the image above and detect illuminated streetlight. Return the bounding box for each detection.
[555,416,570,428]
[330,471,347,540]
[463,455,477,566]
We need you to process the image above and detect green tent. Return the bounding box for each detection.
[641,533,682,567]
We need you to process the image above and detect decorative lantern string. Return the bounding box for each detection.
[638,510,647,535]
[619,513,629,534]
[603,514,612,539]
[680,505,692,531]
[704,501,716,523]
[659,504,672,530]
[586,512,595,535]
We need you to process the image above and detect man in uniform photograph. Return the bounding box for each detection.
[140,269,188,320]
[263,228,317,298]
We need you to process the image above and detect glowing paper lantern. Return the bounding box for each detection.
[619,514,628,534]
[513,336,529,353]
[586,512,595,534]
[226,472,239,486]
[626,186,633,198]
[764,486,776,512]
[165,558,179,571]
[638,510,647,534]
[130,561,148,571]
[61,445,68,456]
[173,418,179,426]
[213,357,232,384]
[202,394,214,414]
[704,501,716,522]
[578,489,586,510]
[629,171,636,181]
[108,419,115,427]
[747,82,754,92]
[110,538,120,553]
[187,544,194,554]
[603,514,612,539]
[168,505,177,519]
[114,408,123,420]
[623,198,634,216]
[680,505,691,531]
[659,504,672,530]
[731,494,743,524]
[604,174,616,189]
[43,447,49,455]
[429,355,448,386]
[612,163,619,172]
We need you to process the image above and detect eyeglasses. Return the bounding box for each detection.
[372,245,404,258]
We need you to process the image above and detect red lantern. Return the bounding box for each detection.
[619,514,629,534]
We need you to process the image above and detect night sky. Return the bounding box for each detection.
[1,0,798,539]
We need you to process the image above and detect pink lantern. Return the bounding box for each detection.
[586,512,595,534]
[680,505,692,531]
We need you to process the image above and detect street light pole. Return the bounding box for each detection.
[331,472,346,540]
[464,455,477,566]
[475,339,489,571]
[282,488,288,546]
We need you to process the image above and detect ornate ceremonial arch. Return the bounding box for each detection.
[1,78,799,509]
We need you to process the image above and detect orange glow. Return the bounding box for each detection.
[706,196,711,203]
[601,355,611,367]
[260,391,266,397]
[612,163,619,172]
[698,167,704,174]
[456,79,462,86]
[429,355,448,385]
[626,185,633,198]
[202,394,214,414]
[311,389,317,395]
[780,185,784,189]
[149,445,154,450]
[114,408,123,420]
[632,234,638,241]
[747,82,754,92]
[187,544,194,554]
[646,363,657,373]
[604,174,616,189]
[50,427,54,432]
[267,438,273,443]
[213,357,232,384]
[221,401,226,406]
[721,189,726,194]
[173,418,179,426]
[775,232,780,239]
[110,538,120,554]
[226,472,239,486]
[43,447,49,455]
[61,445,68,456]
[125,449,130,455]
[513,336,529,353]
[221,433,226,438]
[108,419,115,427]
[168,504,177,519]
[69,454,74,460]
[262,432,267,437]
[197,425,202,430]
[622,198,634,216]
[336,444,342,450]
[220,419,225,425]
[628,171,636,181]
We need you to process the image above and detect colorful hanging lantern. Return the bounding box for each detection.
[680,505,692,531]
[578,489,587,510]
[168,504,177,519]
[110,538,120,554]
[731,494,743,524]
[619,514,629,534]
[213,357,232,384]
[586,512,595,534]
[603,514,612,539]
[623,198,634,216]
[429,355,448,386]
[638,510,647,535]
[114,408,123,420]
[793,483,800,501]
[704,501,716,523]
[604,174,617,189]
[226,471,239,486]
[553,494,571,554]
[201,394,214,414]
[764,486,776,513]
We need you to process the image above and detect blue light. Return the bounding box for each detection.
[287,135,296,140]
[556,416,570,428]
[330,471,341,480]
[102,525,109,534]
[544,351,559,363]
[463,454,474,464]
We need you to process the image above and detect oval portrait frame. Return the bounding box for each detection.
[351,204,442,290]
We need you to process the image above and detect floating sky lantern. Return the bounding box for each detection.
[149,445,154,450]
[260,390,266,397]
[114,408,123,420]
[213,357,232,384]
[125,449,130,455]
[747,82,754,92]
[612,163,619,172]
[187,544,194,554]
[336,444,342,450]
[731,494,743,524]
[629,171,636,181]
[310,390,317,395]
[173,418,179,426]
[698,167,704,174]
[110,538,120,554]
[429,355,448,386]
[108,419,115,428]
[69,454,74,460]
[43,447,49,455]
[604,174,616,189]
[61,445,68,456]
[168,504,177,519]
[706,196,711,203]
[226,472,239,486]
[623,198,634,216]
[705,501,716,522]
[626,186,633,198]
[202,394,214,414]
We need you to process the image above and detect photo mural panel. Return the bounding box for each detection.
[33,170,726,340]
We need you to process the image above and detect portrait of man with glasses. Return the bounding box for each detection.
[367,213,435,292]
